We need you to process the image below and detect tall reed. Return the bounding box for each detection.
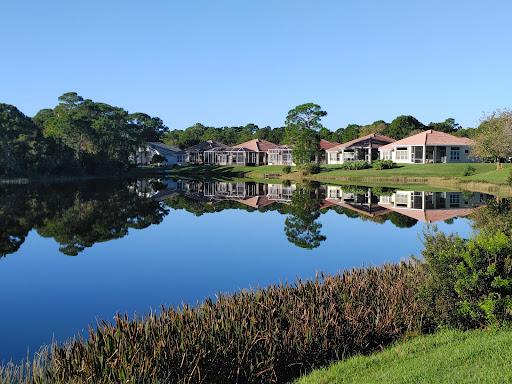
[1,262,426,384]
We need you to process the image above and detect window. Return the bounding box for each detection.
[449,193,460,207]
[329,152,338,161]
[450,148,460,161]
[395,148,408,161]
[381,151,391,160]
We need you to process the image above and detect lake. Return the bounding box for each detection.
[0,178,492,361]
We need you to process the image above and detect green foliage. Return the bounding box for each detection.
[150,154,166,164]
[473,110,512,165]
[463,164,477,176]
[285,185,325,249]
[428,118,460,133]
[282,165,292,174]
[1,262,424,383]
[301,163,321,175]
[422,230,512,329]
[0,104,40,177]
[285,103,326,166]
[372,160,396,170]
[338,160,370,170]
[384,115,426,140]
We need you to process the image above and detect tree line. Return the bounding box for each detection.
[0,92,168,177]
[2,92,508,177]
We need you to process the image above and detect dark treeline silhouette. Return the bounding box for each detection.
[0,180,169,257]
[0,93,167,177]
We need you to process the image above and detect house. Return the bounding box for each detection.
[378,130,475,164]
[204,139,289,166]
[378,190,490,223]
[183,140,228,164]
[318,139,340,164]
[326,133,395,164]
[134,142,184,166]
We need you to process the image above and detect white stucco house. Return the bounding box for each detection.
[378,130,475,164]
[134,142,185,166]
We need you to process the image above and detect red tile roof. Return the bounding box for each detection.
[319,139,340,151]
[328,133,395,151]
[232,139,281,152]
[379,130,474,150]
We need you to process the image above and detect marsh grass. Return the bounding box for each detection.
[0,262,425,384]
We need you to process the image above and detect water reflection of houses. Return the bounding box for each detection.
[378,191,491,223]
[323,185,390,217]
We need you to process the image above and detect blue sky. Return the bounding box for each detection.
[1,0,511,130]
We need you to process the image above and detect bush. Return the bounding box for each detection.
[507,168,512,185]
[463,164,476,176]
[3,263,425,384]
[301,163,321,175]
[373,160,396,170]
[338,160,370,170]
[421,230,512,329]
[282,165,292,174]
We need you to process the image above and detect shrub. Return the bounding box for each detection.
[463,164,476,176]
[301,163,321,175]
[2,263,426,384]
[338,160,369,170]
[282,165,292,174]
[421,230,512,329]
[150,154,166,165]
[373,160,396,170]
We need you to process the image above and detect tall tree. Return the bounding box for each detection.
[472,110,512,169]
[0,103,39,177]
[285,103,327,165]
[384,115,425,140]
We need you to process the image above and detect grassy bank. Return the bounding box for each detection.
[0,263,424,384]
[296,328,512,384]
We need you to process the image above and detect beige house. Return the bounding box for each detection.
[378,130,475,164]
[326,133,395,164]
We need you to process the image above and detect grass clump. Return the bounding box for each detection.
[282,165,292,174]
[0,263,425,384]
[463,164,477,176]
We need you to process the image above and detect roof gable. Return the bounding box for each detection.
[328,133,395,151]
[379,130,474,150]
[233,139,281,152]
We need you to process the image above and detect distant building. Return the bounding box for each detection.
[378,130,475,164]
[326,134,395,164]
[204,139,292,166]
[134,142,184,166]
[183,140,228,164]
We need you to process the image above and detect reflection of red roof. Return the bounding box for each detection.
[319,139,340,151]
[379,130,474,150]
[237,196,274,209]
[378,204,475,223]
[233,139,280,152]
[328,133,395,151]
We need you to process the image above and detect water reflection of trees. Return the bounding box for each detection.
[471,198,512,237]
[285,183,326,249]
[0,181,169,257]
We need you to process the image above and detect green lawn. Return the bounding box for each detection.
[163,163,512,187]
[296,328,512,384]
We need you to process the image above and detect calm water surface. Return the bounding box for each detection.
[0,179,491,361]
